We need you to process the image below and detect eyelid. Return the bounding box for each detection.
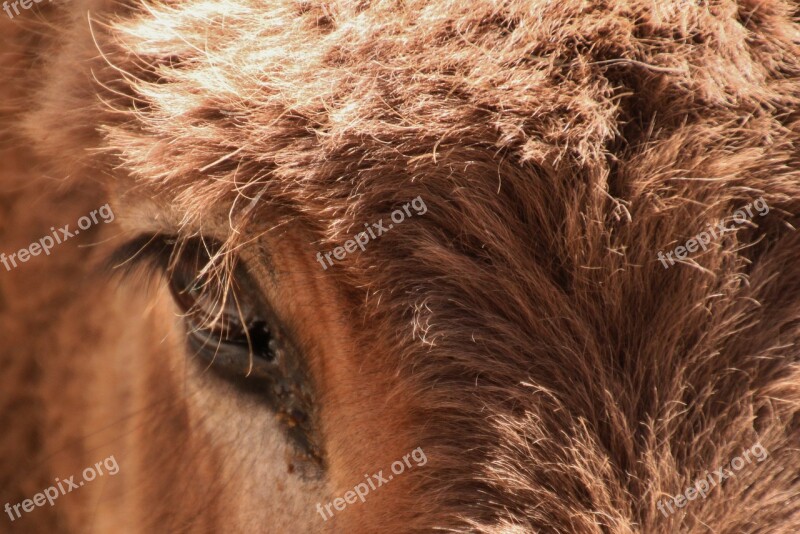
[105,233,226,282]
[105,234,239,322]
[104,233,174,280]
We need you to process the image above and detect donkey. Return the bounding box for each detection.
[1,0,799,532]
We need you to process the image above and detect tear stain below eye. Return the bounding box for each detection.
[190,325,325,479]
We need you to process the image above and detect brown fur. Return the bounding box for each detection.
[2,0,800,532]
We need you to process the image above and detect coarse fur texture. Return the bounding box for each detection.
[2,0,800,532]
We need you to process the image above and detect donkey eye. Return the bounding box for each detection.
[108,234,323,469]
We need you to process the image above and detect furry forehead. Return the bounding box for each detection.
[26,0,800,238]
[91,0,631,212]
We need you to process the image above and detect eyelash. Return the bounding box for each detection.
[106,234,274,367]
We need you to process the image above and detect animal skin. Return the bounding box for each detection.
[1,0,799,532]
